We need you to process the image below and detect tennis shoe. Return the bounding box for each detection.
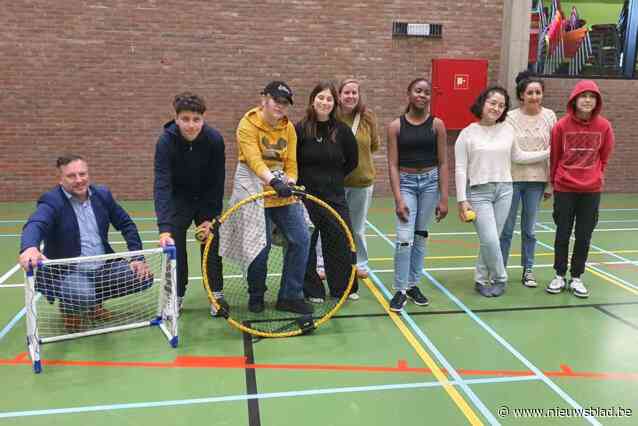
[248,297,265,313]
[210,297,230,317]
[522,269,538,288]
[406,287,429,306]
[276,298,314,315]
[475,282,492,297]
[569,277,589,298]
[546,275,566,294]
[389,291,407,312]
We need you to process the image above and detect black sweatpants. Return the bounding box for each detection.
[172,200,223,298]
[303,196,358,299]
[552,191,600,278]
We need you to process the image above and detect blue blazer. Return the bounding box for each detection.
[20,185,143,260]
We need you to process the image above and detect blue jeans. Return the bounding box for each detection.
[499,182,545,269]
[394,169,439,291]
[345,185,374,270]
[468,183,513,286]
[40,259,155,312]
[247,203,310,300]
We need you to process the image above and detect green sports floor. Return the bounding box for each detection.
[1,195,637,425]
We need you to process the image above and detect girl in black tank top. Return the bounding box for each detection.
[397,114,438,169]
[386,78,450,312]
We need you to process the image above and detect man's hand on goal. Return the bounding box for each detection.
[159,233,175,248]
[130,260,152,280]
[19,247,48,271]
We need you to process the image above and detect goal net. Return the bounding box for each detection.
[24,246,178,373]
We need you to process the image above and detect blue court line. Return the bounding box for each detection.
[535,223,638,291]
[366,220,602,426]
[366,269,500,425]
[0,375,539,419]
[0,307,27,342]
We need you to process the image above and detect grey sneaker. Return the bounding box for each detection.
[569,277,589,298]
[475,282,492,297]
[546,275,566,294]
[522,269,537,288]
[489,282,506,297]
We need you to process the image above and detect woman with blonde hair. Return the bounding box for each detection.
[337,79,380,293]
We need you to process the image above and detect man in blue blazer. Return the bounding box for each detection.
[19,154,152,330]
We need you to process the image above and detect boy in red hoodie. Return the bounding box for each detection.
[546,80,614,298]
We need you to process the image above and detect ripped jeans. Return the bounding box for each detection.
[394,169,439,291]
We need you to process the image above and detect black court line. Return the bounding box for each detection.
[246,300,638,325]
[324,300,638,320]
[243,301,638,340]
[593,306,638,331]
[242,322,261,426]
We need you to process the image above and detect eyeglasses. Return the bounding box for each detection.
[486,100,506,110]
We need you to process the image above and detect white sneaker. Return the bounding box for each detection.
[569,277,589,298]
[348,292,360,301]
[546,275,566,294]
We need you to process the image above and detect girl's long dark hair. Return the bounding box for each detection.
[301,81,339,143]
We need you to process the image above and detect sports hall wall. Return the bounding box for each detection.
[1,1,633,201]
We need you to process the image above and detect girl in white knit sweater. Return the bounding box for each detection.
[455,86,549,297]
[499,72,557,289]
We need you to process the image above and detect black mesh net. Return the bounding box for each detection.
[203,192,356,337]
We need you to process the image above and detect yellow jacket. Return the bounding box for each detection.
[236,107,298,207]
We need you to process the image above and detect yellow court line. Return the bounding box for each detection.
[368,249,638,262]
[586,267,638,296]
[361,277,484,426]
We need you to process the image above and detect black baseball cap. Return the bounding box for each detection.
[261,81,294,105]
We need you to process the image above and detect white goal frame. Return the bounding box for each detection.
[24,246,178,374]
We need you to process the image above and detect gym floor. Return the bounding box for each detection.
[1,195,637,425]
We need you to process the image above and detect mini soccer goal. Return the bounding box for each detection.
[24,246,178,374]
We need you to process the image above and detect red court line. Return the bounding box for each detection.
[1,354,638,381]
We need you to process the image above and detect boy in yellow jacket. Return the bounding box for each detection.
[231,81,313,315]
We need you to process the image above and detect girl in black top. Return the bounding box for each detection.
[296,81,359,301]
[386,78,449,312]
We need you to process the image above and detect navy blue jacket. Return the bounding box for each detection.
[20,185,143,259]
[153,121,225,234]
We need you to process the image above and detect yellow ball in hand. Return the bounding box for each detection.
[464,210,476,223]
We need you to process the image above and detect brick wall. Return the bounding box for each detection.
[540,78,637,194]
[0,0,505,202]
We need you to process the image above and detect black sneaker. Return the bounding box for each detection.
[210,297,230,317]
[406,287,429,306]
[521,269,537,288]
[389,292,407,312]
[275,298,314,315]
[248,297,265,313]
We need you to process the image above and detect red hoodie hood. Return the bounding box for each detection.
[566,79,603,122]
[550,79,614,193]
